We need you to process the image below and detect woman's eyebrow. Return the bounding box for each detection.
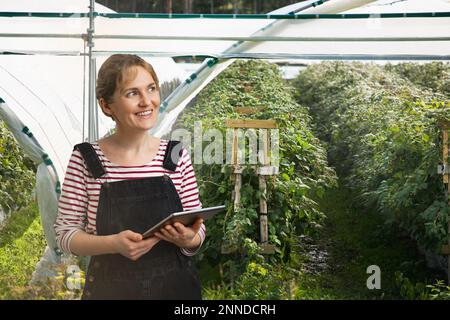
[122,82,156,93]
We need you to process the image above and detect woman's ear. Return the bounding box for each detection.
[98,98,114,119]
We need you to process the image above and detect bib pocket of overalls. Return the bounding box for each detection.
[109,192,170,235]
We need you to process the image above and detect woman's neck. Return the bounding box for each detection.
[109,129,153,153]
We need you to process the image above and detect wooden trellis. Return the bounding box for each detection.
[226,111,278,255]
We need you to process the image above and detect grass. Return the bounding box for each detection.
[199,182,448,300]
[0,201,47,299]
[294,185,446,300]
[0,189,445,300]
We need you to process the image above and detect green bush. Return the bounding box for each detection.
[175,59,337,288]
[0,120,36,215]
[385,62,450,97]
[0,201,46,299]
[203,239,293,299]
[395,271,450,300]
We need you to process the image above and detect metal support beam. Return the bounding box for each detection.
[88,0,98,142]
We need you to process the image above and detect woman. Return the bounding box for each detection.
[54,54,205,300]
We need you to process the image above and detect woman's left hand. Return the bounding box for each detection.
[154,218,203,249]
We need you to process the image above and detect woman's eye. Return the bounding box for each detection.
[126,91,137,97]
[148,86,156,93]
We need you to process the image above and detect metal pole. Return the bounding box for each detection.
[88,0,98,142]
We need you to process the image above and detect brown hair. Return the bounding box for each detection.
[96,54,160,118]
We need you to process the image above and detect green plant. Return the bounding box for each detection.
[292,61,450,252]
[203,239,293,300]
[175,59,337,289]
[385,62,450,96]
[0,120,36,215]
[395,271,450,300]
[426,280,450,300]
[0,202,46,299]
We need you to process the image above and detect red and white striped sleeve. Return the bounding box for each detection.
[178,147,206,256]
[54,149,89,255]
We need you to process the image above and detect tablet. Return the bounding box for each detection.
[142,205,226,239]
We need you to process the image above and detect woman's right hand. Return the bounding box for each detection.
[111,230,160,261]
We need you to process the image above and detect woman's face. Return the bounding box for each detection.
[106,65,160,133]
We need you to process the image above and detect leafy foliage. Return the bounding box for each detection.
[0,202,46,298]
[0,120,36,215]
[293,61,450,251]
[203,239,293,299]
[385,62,450,97]
[395,271,450,300]
[175,59,337,292]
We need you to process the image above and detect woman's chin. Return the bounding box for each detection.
[133,118,158,131]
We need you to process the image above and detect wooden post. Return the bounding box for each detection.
[443,128,448,184]
[232,128,242,212]
[225,117,277,255]
[258,128,276,254]
[259,128,269,244]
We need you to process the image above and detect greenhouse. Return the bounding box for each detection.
[0,0,449,300]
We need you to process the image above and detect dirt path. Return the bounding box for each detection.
[295,185,442,299]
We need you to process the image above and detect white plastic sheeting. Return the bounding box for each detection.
[1,1,449,59]
[346,0,450,13]
[151,0,381,137]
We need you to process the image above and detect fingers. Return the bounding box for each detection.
[132,236,160,251]
[155,219,203,247]
[124,230,143,242]
[171,217,203,234]
[143,236,161,247]
[173,222,186,234]
[129,248,149,261]
[163,224,183,238]
[191,218,204,233]
[154,231,169,242]
[127,237,160,261]
[156,227,177,243]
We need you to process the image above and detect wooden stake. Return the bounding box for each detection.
[231,128,242,212]
[226,119,277,129]
[259,129,269,244]
[443,129,448,184]
[233,106,267,115]
[234,170,242,212]
[225,118,277,255]
[259,175,268,243]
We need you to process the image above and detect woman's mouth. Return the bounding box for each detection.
[135,110,153,118]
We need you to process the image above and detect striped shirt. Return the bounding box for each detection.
[54,139,205,256]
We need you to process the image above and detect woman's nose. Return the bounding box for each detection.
[139,91,152,107]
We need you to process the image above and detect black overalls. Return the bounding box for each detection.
[74,141,202,300]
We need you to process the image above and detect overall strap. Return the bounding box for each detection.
[73,142,106,179]
[163,140,183,172]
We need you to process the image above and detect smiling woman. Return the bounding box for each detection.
[53,54,206,300]
[97,54,160,125]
